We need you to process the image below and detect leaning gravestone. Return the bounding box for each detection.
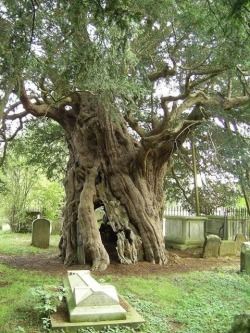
[202,234,221,258]
[31,218,51,248]
[235,233,247,253]
[240,242,250,275]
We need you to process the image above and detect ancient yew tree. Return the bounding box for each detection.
[1,1,250,270]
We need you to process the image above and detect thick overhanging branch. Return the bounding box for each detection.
[137,100,205,168]
[136,89,250,170]
[202,95,250,109]
[19,78,63,122]
[4,101,22,114]
[168,91,208,125]
[5,110,29,120]
[146,105,204,166]
[5,119,24,141]
[161,67,223,105]
[141,117,201,155]
[38,76,73,107]
[188,68,226,75]
[156,119,201,157]
[148,64,176,82]
[161,93,187,103]
[189,72,222,90]
[180,62,227,74]
[124,113,147,137]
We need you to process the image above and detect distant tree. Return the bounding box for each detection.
[1,154,37,232]
[0,149,64,232]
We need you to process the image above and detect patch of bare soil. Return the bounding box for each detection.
[0,247,240,277]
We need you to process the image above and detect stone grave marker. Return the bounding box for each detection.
[64,270,126,322]
[49,270,145,331]
[219,240,236,256]
[31,218,51,248]
[240,242,250,275]
[235,233,247,253]
[202,234,221,258]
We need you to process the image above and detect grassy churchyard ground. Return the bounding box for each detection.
[0,230,250,333]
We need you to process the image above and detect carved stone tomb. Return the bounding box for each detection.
[64,270,126,322]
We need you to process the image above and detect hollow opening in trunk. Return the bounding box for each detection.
[94,198,143,265]
[99,220,119,262]
[95,205,119,262]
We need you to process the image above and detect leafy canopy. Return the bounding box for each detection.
[1,0,249,105]
[1,0,250,211]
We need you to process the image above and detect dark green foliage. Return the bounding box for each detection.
[30,285,67,330]
[165,113,250,211]
[228,311,250,333]
[0,178,7,194]
[11,118,67,180]
[1,0,250,223]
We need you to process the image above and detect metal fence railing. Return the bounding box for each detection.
[165,206,249,218]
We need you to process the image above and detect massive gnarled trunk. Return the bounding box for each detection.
[59,92,168,270]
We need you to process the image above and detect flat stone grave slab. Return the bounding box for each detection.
[49,270,145,331]
[65,270,126,322]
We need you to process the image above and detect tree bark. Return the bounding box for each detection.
[56,92,168,270]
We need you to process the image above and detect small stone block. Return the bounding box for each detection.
[70,304,127,322]
[219,240,236,257]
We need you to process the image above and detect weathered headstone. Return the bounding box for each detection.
[219,240,236,257]
[64,270,127,322]
[240,242,250,275]
[31,218,51,248]
[202,234,221,258]
[235,233,247,253]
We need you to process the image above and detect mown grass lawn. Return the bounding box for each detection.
[0,230,60,255]
[0,231,249,333]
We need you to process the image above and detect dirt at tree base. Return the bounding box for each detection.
[0,247,240,277]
